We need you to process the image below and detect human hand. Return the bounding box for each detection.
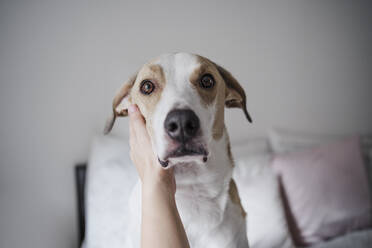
[128,104,176,195]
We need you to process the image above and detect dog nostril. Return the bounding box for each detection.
[186,121,195,131]
[168,122,178,132]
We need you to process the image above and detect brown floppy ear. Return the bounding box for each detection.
[216,65,252,123]
[103,73,137,134]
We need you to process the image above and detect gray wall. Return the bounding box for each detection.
[1,0,371,247]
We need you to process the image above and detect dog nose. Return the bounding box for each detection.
[164,109,200,143]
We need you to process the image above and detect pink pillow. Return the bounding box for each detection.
[272,137,372,246]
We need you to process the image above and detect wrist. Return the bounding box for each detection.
[142,178,175,198]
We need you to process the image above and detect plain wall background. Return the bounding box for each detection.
[1,0,371,247]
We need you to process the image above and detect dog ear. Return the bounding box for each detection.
[216,65,252,123]
[104,73,137,134]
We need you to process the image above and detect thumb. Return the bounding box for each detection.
[128,104,147,133]
[128,104,141,118]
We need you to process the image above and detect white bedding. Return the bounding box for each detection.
[83,133,372,248]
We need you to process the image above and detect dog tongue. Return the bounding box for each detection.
[158,158,169,168]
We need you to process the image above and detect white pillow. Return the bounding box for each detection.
[231,137,271,158]
[268,128,340,154]
[232,152,294,248]
[84,135,137,248]
[268,128,372,155]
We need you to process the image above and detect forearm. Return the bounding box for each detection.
[141,182,190,248]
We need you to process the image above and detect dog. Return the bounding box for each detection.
[104,52,252,248]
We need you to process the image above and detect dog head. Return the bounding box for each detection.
[105,53,252,168]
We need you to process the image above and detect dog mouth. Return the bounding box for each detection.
[158,144,208,168]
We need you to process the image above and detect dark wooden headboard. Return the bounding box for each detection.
[75,164,87,246]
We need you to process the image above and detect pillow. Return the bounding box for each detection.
[233,152,294,248]
[268,128,340,154]
[272,137,372,246]
[231,137,271,158]
[84,135,137,248]
[268,128,372,213]
[268,127,372,156]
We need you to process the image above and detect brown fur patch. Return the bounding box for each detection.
[228,179,246,218]
[130,63,166,138]
[190,56,228,140]
[190,56,251,139]
[105,63,166,135]
[226,137,234,167]
[211,87,226,140]
[131,64,165,116]
[188,61,218,106]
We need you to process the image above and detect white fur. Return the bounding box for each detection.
[152,53,214,165]
[126,53,248,248]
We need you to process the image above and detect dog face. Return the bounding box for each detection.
[105,53,251,168]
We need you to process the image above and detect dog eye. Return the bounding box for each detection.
[140,80,155,95]
[200,74,215,89]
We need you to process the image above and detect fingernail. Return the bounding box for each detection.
[128,105,137,114]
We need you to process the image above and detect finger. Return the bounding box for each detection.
[128,105,144,127]
[129,126,136,152]
[128,105,149,139]
[128,105,142,140]
[128,104,144,122]
[129,117,136,139]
